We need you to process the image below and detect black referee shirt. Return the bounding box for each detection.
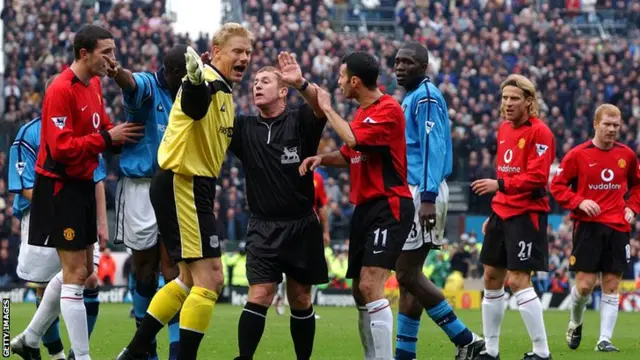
[229,103,326,220]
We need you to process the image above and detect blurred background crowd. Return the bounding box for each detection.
[1,0,640,293]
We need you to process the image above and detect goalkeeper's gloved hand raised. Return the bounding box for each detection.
[185,46,204,85]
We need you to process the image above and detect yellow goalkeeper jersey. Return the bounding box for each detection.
[158,65,234,178]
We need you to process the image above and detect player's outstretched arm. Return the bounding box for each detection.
[180,46,213,120]
[104,56,136,92]
[278,51,323,117]
[298,151,348,176]
[315,86,357,147]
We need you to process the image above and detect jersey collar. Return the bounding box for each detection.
[207,64,232,92]
[154,67,168,89]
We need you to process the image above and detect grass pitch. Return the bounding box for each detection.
[7,303,640,359]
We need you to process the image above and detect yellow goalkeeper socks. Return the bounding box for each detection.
[127,279,189,356]
[147,279,189,324]
[179,286,219,360]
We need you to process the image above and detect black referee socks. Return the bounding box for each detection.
[238,302,269,358]
[290,306,316,360]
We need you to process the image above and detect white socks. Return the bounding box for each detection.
[570,285,589,327]
[60,284,90,358]
[366,299,393,360]
[599,293,619,343]
[357,306,376,359]
[24,271,63,347]
[515,287,549,357]
[482,288,505,357]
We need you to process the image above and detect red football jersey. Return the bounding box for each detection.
[492,116,555,218]
[550,141,640,232]
[313,171,327,211]
[37,68,114,180]
[339,94,411,205]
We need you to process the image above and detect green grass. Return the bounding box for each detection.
[7,303,640,359]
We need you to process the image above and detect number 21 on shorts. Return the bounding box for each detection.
[518,240,532,261]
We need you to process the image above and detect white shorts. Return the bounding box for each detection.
[402,181,449,251]
[114,177,158,251]
[17,211,100,284]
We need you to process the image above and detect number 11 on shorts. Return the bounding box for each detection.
[374,228,387,247]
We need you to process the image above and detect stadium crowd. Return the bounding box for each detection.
[1,0,640,290]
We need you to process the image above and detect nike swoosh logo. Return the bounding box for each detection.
[373,250,383,254]
[74,292,83,297]
[589,163,597,167]
[500,140,505,144]
[82,105,88,111]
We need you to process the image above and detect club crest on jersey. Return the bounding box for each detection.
[157,103,165,112]
[281,146,300,164]
[535,143,548,156]
[425,120,435,134]
[618,159,626,168]
[51,116,67,130]
[15,162,25,176]
[518,138,526,149]
[220,104,226,112]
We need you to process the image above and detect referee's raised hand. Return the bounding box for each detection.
[299,155,322,176]
[108,122,145,143]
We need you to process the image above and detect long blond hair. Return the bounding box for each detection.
[500,74,539,118]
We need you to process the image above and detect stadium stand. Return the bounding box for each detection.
[1,0,640,293]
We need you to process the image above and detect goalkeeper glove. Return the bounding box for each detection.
[185,46,205,85]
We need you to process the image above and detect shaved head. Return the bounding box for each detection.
[401,42,429,67]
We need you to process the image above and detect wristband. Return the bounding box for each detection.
[298,80,310,91]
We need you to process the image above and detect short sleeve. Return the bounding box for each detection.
[123,73,153,114]
[8,134,37,192]
[350,104,398,152]
[93,154,107,183]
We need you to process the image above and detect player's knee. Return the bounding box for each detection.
[483,266,506,289]
[248,284,276,307]
[84,271,99,289]
[506,271,531,292]
[189,258,224,292]
[63,266,88,285]
[575,273,597,296]
[601,273,621,294]
[287,285,312,309]
[161,261,179,281]
[357,277,383,302]
[396,268,420,289]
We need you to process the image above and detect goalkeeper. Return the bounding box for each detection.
[117,23,254,360]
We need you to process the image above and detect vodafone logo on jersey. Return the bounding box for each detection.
[588,168,622,190]
[498,149,521,173]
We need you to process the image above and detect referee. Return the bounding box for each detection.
[117,23,253,360]
[230,52,329,360]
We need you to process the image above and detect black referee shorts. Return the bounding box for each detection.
[28,174,97,251]
[245,212,329,286]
